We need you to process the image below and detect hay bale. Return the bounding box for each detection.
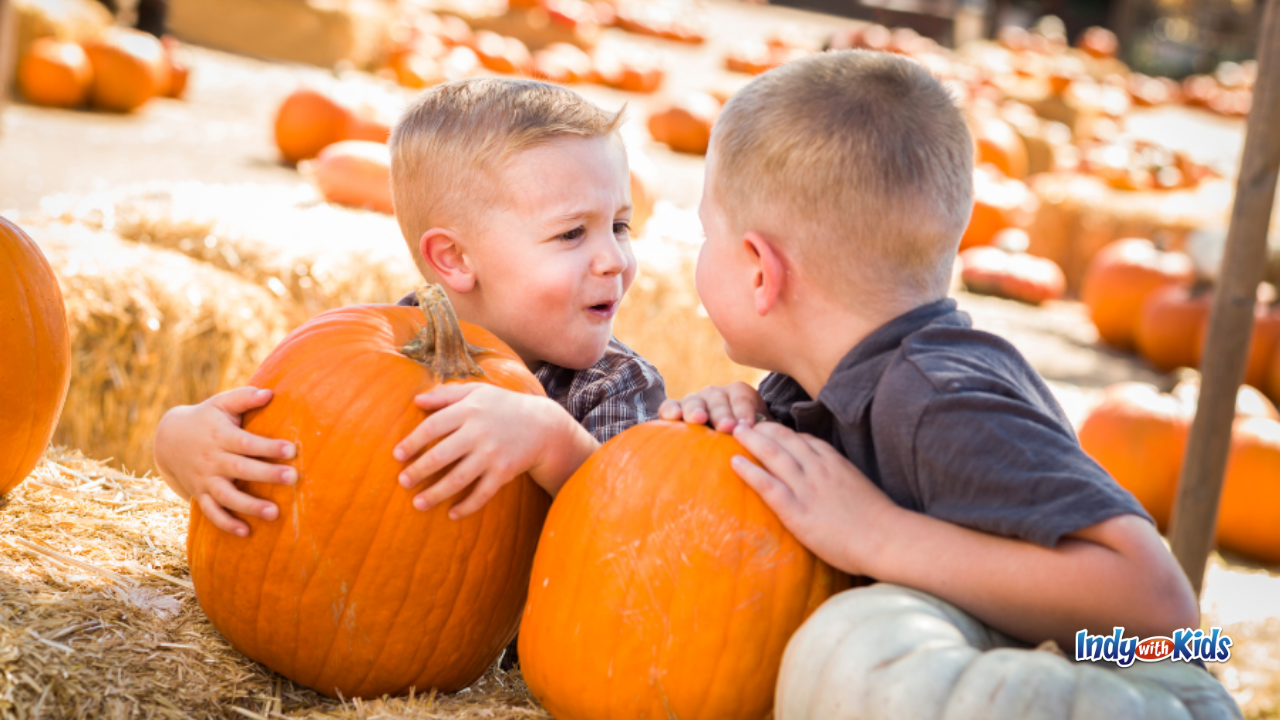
[614,202,766,400]
[0,449,548,719]
[42,182,422,323]
[12,0,112,62]
[25,220,291,474]
[1027,173,1234,292]
[167,0,397,70]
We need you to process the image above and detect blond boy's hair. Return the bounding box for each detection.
[390,78,623,275]
[711,50,973,306]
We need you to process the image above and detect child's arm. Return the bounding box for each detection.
[658,382,772,432]
[729,422,1200,651]
[154,387,298,537]
[394,383,599,518]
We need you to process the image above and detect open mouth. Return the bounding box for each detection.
[586,301,618,318]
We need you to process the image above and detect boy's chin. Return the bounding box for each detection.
[535,337,611,371]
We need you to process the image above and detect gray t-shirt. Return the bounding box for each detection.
[759,298,1151,548]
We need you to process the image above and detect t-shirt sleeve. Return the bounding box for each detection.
[908,389,1153,547]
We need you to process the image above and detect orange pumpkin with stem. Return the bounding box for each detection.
[18,38,93,108]
[0,217,72,496]
[187,286,550,698]
[82,28,170,112]
[1135,283,1212,373]
[1080,238,1195,351]
[519,420,849,720]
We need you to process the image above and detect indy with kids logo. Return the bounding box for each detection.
[1077,627,1234,667]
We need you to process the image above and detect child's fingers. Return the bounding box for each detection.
[700,388,739,432]
[219,426,295,460]
[732,424,805,479]
[413,383,483,411]
[207,478,279,522]
[394,405,466,463]
[752,422,820,463]
[219,452,296,486]
[213,386,274,416]
[675,395,710,425]
[728,385,767,427]
[731,455,798,518]
[412,453,486,511]
[657,398,684,420]
[196,493,252,537]
[399,429,470,489]
[446,469,508,519]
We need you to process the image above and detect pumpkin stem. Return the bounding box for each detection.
[399,285,489,381]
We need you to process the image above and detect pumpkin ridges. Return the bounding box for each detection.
[0,218,71,495]
[189,298,546,698]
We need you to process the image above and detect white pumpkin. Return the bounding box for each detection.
[776,584,1241,720]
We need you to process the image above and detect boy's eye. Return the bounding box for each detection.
[559,226,586,242]
[614,221,631,236]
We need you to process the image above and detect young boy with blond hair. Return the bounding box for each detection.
[661,50,1199,650]
[155,78,664,536]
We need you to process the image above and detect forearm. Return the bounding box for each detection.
[858,508,1198,649]
[529,408,599,496]
[153,410,191,500]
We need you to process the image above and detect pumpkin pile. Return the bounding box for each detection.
[519,420,849,719]
[1080,375,1280,563]
[18,28,190,112]
[959,229,1065,305]
[187,286,551,698]
[0,216,72,497]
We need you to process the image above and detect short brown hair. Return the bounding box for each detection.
[710,50,973,305]
[390,78,623,275]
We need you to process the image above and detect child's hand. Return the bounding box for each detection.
[729,422,898,576]
[658,381,772,433]
[395,383,597,519]
[154,387,298,537]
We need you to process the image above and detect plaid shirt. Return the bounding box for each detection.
[397,292,664,442]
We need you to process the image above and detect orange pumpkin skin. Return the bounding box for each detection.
[274,88,352,164]
[82,28,169,112]
[1079,383,1189,530]
[647,93,719,155]
[1080,238,1195,351]
[959,167,1038,251]
[1193,303,1280,391]
[973,115,1028,179]
[307,140,394,214]
[0,218,72,496]
[1218,417,1280,564]
[1136,284,1212,373]
[18,38,93,108]
[187,289,551,698]
[518,421,849,720]
[959,245,1064,305]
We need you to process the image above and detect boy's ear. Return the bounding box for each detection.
[743,231,786,316]
[419,228,476,293]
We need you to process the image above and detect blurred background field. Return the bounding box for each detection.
[3,0,1280,716]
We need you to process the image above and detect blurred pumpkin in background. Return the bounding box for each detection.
[82,28,170,112]
[18,38,93,108]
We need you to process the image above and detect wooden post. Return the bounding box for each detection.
[1169,0,1280,595]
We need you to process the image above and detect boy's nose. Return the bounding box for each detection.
[592,237,629,277]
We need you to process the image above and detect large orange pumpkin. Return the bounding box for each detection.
[1135,283,1211,373]
[274,88,353,165]
[647,93,719,155]
[1080,238,1195,351]
[1218,416,1280,563]
[518,420,849,720]
[82,28,170,112]
[1078,382,1189,529]
[304,140,394,214]
[187,286,551,698]
[1193,301,1280,391]
[0,217,72,496]
[1080,378,1277,531]
[958,166,1038,251]
[18,38,93,109]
